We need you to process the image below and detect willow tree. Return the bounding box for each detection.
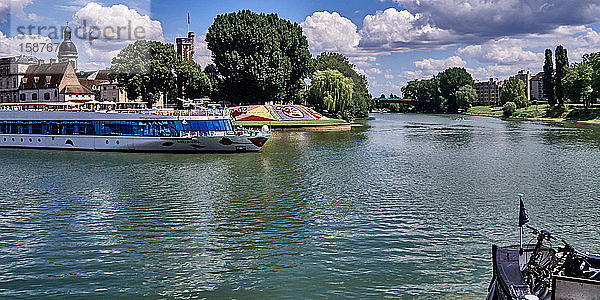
[308,69,354,116]
[314,53,372,117]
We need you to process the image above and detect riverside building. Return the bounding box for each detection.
[18,61,94,103]
[530,71,544,101]
[0,55,41,103]
[474,78,504,106]
[516,70,532,102]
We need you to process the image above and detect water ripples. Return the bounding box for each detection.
[0,114,599,298]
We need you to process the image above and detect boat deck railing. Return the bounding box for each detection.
[0,103,230,117]
[116,109,230,117]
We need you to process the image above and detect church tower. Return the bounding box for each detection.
[57,22,78,70]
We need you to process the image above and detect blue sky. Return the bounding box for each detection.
[3,0,600,97]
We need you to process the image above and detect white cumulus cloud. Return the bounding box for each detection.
[393,0,600,43]
[457,37,543,65]
[300,11,360,54]
[0,0,42,23]
[359,8,452,50]
[193,33,212,68]
[72,2,164,66]
[401,56,466,79]
[468,65,528,82]
[0,31,53,59]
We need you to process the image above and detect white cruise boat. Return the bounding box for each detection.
[0,109,271,153]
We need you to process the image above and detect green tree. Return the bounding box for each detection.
[401,78,444,112]
[203,63,222,100]
[401,80,422,100]
[315,53,373,118]
[501,76,527,108]
[437,67,474,113]
[308,69,354,118]
[380,93,386,99]
[564,62,593,108]
[206,10,313,105]
[111,40,177,107]
[176,60,212,100]
[456,85,477,110]
[582,52,600,104]
[543,49,555,106]
[503,102,517,117]
[555,45,569,106]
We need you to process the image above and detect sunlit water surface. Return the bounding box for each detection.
[1,114,599,299]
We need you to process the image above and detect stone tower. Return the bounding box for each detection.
[57,22,78,70]
[176,31,195,61]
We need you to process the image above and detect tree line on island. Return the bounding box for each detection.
[398,67,478,113]
[388,44,600,119]
[110,10,373,121]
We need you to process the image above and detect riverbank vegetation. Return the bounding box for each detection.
[311,53,373,120]
[206,10,313,105]
[401,67,475,113]
[470,46,600,122]
[468,104,600,122]
[110,10,371,121]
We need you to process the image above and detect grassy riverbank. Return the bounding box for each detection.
[468,104,550,118]
[467,105,600,123]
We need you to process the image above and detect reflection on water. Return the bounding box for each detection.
[0,114,599,299]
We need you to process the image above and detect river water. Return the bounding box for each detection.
[0,113,599,299]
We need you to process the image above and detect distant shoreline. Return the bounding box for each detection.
[465,112,600,125]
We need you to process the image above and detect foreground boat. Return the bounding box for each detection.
[487,195,600,300]
[0,110,271,153]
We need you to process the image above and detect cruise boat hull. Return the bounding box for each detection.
[0,110,271,153]
[0,134,269,152]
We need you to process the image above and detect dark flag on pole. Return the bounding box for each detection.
[519,195,529,227]
[188,12,190,25]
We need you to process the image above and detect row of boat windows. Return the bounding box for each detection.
[181,120,233,132]
[0,120,233,137]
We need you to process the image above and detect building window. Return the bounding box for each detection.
[54,90,57,97]
[19,94,25,101]
[44,93,50,100]
[32,93,37,101]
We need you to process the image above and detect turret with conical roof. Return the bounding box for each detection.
[57,21,78,70]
